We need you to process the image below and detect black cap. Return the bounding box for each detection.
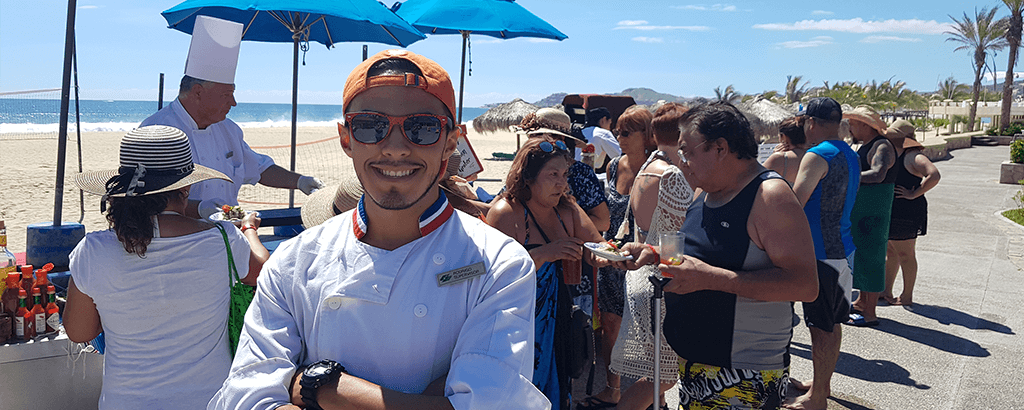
[799,97,842,123]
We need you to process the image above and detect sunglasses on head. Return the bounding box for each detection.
[539,140,569,153]
[344,112,450,146]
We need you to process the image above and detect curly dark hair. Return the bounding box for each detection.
[503,136,574,207]
[105,190,185,257]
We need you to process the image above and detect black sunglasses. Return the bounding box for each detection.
[344,112,450,146]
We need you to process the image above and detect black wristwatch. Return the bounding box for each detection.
[300,359,346,410]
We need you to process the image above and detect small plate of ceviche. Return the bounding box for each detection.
[585,241,633,262]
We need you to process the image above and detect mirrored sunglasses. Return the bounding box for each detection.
[344,112,450,146]
[539,140,569,153]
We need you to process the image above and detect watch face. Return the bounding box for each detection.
[306,364,331,377]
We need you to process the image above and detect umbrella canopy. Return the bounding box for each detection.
[163,0,425,48]
[737,96,796,139]
[162,0,425,207]
[396,0,566,123]
[471,98,539,133]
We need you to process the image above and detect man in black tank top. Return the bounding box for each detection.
[609,102,820,409]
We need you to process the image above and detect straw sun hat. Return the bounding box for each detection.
[843,105,889,136]
[74,125,230,199]
[886,119,924,150]
[527,108,586,144]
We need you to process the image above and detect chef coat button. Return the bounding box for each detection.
[326,297,342,310]
[414,304,428,318]
[433,253,445,265]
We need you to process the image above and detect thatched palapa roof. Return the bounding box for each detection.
[472,99,539,133]
[737,96,796,139]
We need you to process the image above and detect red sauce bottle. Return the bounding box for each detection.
[33,263,53,294]
[45,285,60,334]
[2,271,20,316]
[31,288,45,339]
[20,266,34,310]
[16,288,33,340]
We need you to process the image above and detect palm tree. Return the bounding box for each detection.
[936,76,971,100]
[946,7,1009,131]
[785,75,810,103]
[713,85,741,104]
[1001,0,1024,130]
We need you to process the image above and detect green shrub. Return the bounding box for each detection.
[990,122,1024,136]
[1012,140,1024,164]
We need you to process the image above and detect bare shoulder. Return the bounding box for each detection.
[757,177,799,206]
[485,198,517,229]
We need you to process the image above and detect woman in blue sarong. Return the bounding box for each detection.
[488,136,604,409]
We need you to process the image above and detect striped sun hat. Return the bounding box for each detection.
[74,125,231,198]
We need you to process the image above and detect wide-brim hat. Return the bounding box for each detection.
[526,107,586,144]
[886,119,924,150]
[74,125,231,197]
[301,177,364,228]
[843,105,888,136]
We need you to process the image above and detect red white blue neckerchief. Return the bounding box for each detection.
[352,190,454,240]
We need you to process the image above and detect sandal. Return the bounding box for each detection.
[845,312,880,327]
[576,396,618,410]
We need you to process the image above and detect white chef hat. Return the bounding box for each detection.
[184,16,242,84]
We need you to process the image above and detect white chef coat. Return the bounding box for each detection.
[577,126,622,169]
[140,99,274,204]
[209,193,548,410]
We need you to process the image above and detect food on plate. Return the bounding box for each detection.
[220,205,246,221]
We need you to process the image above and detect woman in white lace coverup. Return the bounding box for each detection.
[610,103,696,410]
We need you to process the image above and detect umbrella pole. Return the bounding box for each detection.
[54,0,77,227]
[289,36,299,208]
[457,31,468,124]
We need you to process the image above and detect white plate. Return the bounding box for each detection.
[585,242,633,261]
[209,210,257,222]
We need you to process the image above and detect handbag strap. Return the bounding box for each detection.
[214,223,242,285]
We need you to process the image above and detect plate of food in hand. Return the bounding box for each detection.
[585,241,633,262]
[209,205,256,222]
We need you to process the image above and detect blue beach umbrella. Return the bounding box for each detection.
[161,0,426,206]
[395,0,567,122]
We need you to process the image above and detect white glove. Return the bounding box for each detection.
[198,198,228,219]
[297,176,325,195]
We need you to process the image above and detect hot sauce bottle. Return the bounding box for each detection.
[33,263,53,294]
[20,266,34,310]
[31,288,45,339]
[16,288,32,340]
[2,271,20,316]
[45,285,60,335]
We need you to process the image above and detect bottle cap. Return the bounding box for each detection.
[7,272,19,281]
[47,285,55,293]
[21,265,33,275]
[32,287,41,296]
[18,288,26,297]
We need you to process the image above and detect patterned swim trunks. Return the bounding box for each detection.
[677,361,788,409]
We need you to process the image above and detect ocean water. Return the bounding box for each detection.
[0,98,487,134]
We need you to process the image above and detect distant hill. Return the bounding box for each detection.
[533,93,568,107]
[525,88,692,108]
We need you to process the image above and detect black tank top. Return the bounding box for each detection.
[894,150,922,191]
[857,135,898,184]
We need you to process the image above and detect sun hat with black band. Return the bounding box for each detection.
[300,176,365,228]
[885,119,924,150]
[526,108,586,145]
[74,125,231,208]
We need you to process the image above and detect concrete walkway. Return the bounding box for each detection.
[573,145,1024,410]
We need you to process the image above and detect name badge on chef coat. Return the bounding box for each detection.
[436,262,486,287]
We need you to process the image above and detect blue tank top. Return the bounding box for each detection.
[804,140,859,259]
[664,170,794,370]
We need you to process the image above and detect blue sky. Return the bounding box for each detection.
[0,0,1012,107]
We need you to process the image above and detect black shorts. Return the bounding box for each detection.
[802,259,851,332]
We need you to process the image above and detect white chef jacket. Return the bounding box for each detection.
[577,126,622,169]
[209,193,548,410]
[140,99,274,204]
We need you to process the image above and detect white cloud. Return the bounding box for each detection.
[811,10,834,16]
[753,18,952,34]
[777,36,834,48]
[632,37,665,43]
[614,21,710,31]
[860,35,922,43]
[672,4,738,12]
[527,38,559,43]
[78,5,99,9]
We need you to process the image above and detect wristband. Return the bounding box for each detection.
[645,244,659,263]
[240,224,257,233]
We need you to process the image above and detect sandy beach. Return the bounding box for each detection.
[0,125,519,254]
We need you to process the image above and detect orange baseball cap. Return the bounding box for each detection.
[343,49,457,120]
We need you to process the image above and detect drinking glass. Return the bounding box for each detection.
[659,232,686,266]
